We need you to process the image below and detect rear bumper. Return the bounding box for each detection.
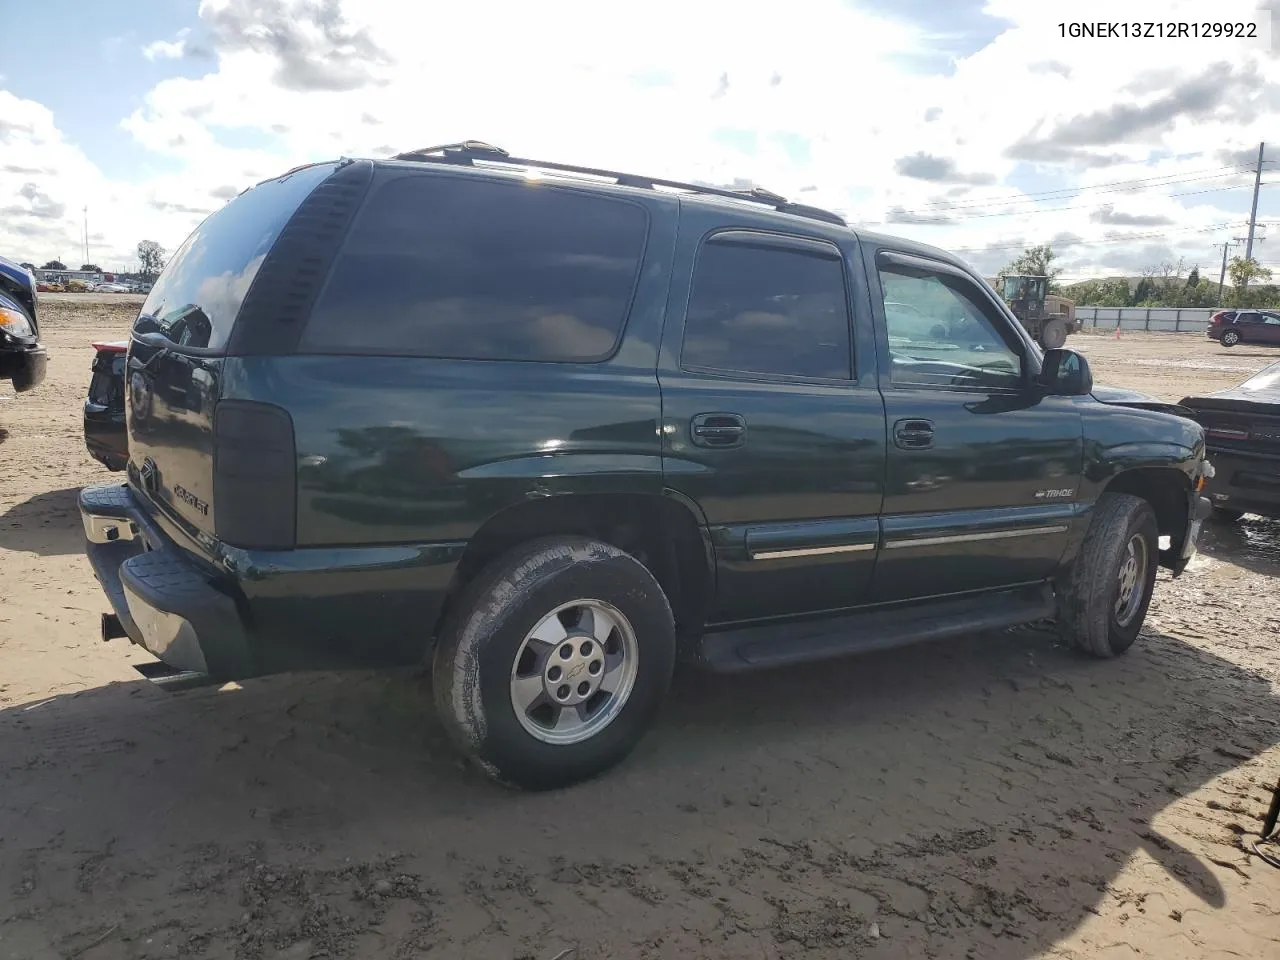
[1202,449,1280,519]
[80,482,469,679]
[0,342,47,391]
[79,483,254,679]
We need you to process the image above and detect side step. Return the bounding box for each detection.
[133,660,217,692]
[697,583,1056,673]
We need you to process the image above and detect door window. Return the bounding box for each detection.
[878,262,1023,390]
[302,175,648,362]
[682,234,852,380]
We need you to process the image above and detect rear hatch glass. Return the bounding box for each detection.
[127,162,336,543]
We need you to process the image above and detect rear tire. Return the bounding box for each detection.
[1222,328,1241,347]
[1058,493,1159,658]
[1040,318,1068,350]
[1211,506,1245,523]
[432,536,676,790]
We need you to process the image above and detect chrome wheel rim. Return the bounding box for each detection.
[1114,534,1148,627]
[509,599,639,746]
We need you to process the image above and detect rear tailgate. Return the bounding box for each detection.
[125,162,338,551]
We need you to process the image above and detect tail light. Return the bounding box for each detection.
[214,400,296,549]
[1209,313,1225,326]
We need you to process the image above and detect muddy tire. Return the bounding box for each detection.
[1058,493,1159,658]
[1040,317,1068,350]
[1211,506,1245,523]
[432,536,676,790]
[1221,328,1241,347]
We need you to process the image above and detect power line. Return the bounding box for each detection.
[949,220,1245,255]
[915,165,1255,212]
[871,181,1257,226]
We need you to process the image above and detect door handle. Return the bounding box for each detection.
[893,418,935,450]
[691,413,746,447]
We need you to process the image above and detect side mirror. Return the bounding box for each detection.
[1038,348,1093,396]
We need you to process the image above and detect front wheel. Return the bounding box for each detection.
[1221,328,1241,347]
[1058,493,1159,658]
[432,537,676,790]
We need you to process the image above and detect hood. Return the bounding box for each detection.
[0,254,35,294]
[1091,383,1195,418]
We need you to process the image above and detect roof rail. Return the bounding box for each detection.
[389,141,846,227]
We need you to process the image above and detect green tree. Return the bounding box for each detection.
[1185,266,1199,289]
[79,263,103,272]
[40,260,66,270]
[1000,245,1061,289]
[1131,277,1155,305]
[19,262,35,272]
[136,241,166,280]
[1227,256,1271,291]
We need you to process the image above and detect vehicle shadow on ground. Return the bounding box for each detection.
[0,486,84,556]
[1,622,1276,959]
[1198,514,1280,578]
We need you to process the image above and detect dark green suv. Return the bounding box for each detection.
[80,143,1212,789]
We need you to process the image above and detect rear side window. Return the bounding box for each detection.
[136,163,336,351]
[681,235,851,380]
[300,175,648,362]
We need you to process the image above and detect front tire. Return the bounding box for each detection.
[1222,328,1241,347]
[1058,493,1159,658]
[432,537,676,790]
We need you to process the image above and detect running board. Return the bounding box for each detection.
[696,583,1056,673]
[133,660,217,692]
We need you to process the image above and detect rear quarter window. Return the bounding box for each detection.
[299,173,648,362]
[136,162,337,351]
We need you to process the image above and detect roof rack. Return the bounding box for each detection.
[389,141,847,227]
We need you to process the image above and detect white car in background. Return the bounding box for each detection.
[96,283,130,293]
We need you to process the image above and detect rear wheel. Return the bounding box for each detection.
[1040,317,1068,350]
[1058,493,1159,658]
[432,537,676,790]
[1221,328,1241,347]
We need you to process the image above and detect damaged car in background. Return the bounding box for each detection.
[1180,360,1280,521]
[0,254,46,394]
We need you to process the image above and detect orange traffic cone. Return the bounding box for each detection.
[1113,325,1122,340]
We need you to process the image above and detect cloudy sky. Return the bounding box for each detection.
[4,0,1280,280]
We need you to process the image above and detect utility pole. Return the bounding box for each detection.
[1218,240,1237,303]
[1245,142,1265,261]
[82,206,89,268]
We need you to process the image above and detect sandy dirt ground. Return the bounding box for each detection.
[2,300,1279,960]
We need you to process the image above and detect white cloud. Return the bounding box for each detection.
[143,27,191,62]
[5,0,1280,278]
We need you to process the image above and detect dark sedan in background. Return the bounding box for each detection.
[1207,309,1280,348]
[84,340,128,470]
[1180,360,1280,521]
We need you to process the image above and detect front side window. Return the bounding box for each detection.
[681,236,851,380]
[301,175,647,362]
[879,261,1023,390]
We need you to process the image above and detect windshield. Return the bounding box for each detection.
[1239,360,1280,395]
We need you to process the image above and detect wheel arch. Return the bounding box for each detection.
[432,491,714,649]
[1100,466,1194,569]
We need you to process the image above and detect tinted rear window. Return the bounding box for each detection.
[299,174,648,362]
[135,162,336,351]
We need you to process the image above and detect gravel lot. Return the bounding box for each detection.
[2,300,1279,960]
